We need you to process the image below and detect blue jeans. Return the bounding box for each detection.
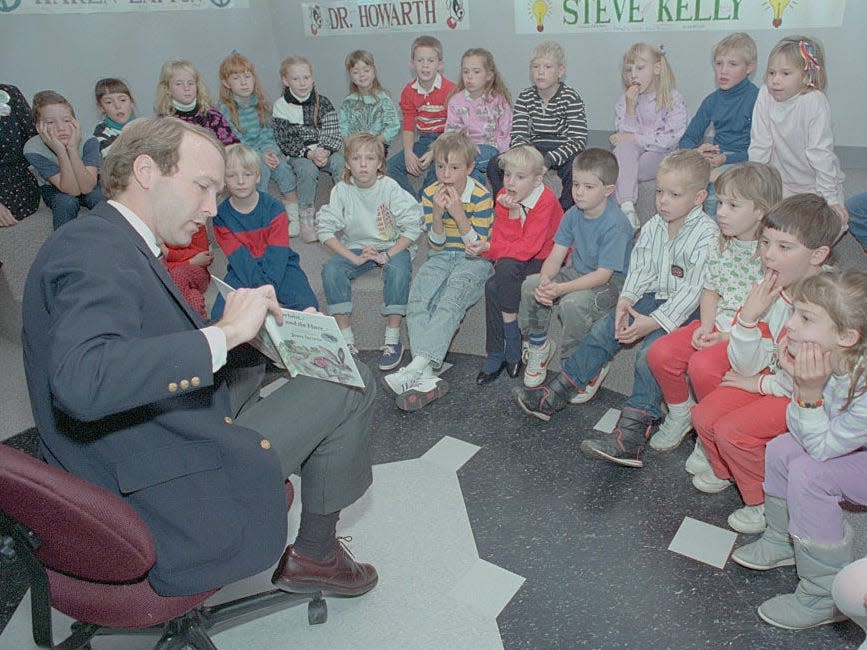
[561,293,697,419]
[387,133,438,199]
[846,191,867,249]
[406,250,493,366]
[259,150,297,195]
[321,249,412,316]
[471,144,499,187]
[40,183,104,230]
[703,163,734,218]
[287,152,345,210]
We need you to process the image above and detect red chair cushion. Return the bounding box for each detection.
[0,446,155,583]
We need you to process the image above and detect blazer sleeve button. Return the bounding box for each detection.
[180,379,190,390]
[191,376,201,387]
[168,382,178,393]
[224,416,234,424]
[260,439,272,450]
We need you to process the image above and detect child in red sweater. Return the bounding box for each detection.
[468,145,563,383]
[163,225,213,319]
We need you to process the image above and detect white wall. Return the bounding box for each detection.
[2,1,865,148]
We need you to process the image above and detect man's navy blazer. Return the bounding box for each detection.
[22,202,287,596]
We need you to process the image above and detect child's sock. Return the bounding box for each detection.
[503,320,521,363]
[341,327,355,347]
[384,326,401,346]
[406,355,435,379]
[481,351,505,373]
[528,331,548,348]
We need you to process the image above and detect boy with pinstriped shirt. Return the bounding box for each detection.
[516,150,719,469]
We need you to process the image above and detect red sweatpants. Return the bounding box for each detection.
[691,386,789,505]
[647,320,731,404]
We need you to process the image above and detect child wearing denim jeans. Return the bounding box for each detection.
[387,35,455,199]
[519,148,633,389]
[317,133,423,370]
[383,131,494,411]
[516,150,719,469]
[273,55,344,243]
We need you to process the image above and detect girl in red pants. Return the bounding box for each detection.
[647,163,781,460]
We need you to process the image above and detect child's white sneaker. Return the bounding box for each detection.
[569,363,610,404]
[649,398,694,451]
[299,209,318,243]
[620,201,640,230]
[523,340,556,388]
[728,504,766,534]
[284,202,300,238]
[684,439,711,475]
[383,366,418,397]
[692,469,732,493]
[395,376,449,412]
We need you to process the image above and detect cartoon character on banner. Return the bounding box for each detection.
[446,0,464,29]
[308,4,323,36]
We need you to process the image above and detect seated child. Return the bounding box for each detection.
[273,55,344,243]
[611,43,687,229]
[212,143,318,317]
[730,269,867,631]
[690,194,841,535]
[317,133,423,369]
[92,78,137,157]
[519,148,633,388]
[387,35,455,199]
[163,225,212,320]
[155,58,239,146]
[338,50,401,158]
[471,145,563,384]
[679,33,759,215]
[749,36,848,224]
[446,47,512,186]
[0,83,40,229]
[24,90,104,230]
[647,162,782,456]
[487,41,587,211]
[515,150,719,470]
[383,131,494,411]
[217,52,300,236]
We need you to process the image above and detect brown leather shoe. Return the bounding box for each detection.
[271,540,378,597]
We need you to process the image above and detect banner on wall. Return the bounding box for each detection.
[515,1,846,34]
[0,0,247,15]
[300,0,470,37]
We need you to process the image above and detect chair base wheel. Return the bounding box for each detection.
[308,594,328,625]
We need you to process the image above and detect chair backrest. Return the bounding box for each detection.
[0,445,155,583]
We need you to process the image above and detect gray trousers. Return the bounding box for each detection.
[518,268,623,360]
[228,346,375,516]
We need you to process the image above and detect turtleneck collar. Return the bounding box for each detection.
[283,87,314,106]
[172,98,198,113]
[720,77,753,96]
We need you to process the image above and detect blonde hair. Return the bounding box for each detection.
[101,117,223,199]
[656,149,710,193]
[531,41,565,67]
[341,132,386,183]
[621,43,677,110]
[155,59,213,116]
[224,142,261,176]
[218,52,271,131]
[429,130,476,168]
[789,269,867,411]
[31,90,75,122]
[411,35,443,60]
[713,162,782,251]
[767,35,828,92]
[452,48,512,106]
[345,50,387,96]
[713,33,757,64]
[279,56,322,127]
[762,193,841,251]
[94,78,135,108]
[498,145,545,176]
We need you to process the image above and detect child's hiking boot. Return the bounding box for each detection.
[396,376,449,412]
[649,398,694,451]
[514,371,580,422]
[523,339,556,388]
[580,407,653,468]
[684,439,711,475]
[569,363,610,404]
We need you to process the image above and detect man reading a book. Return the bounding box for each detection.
[21,117,379,598]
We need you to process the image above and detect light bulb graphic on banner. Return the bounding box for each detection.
[529,0,550,32]
[766,0,792,28]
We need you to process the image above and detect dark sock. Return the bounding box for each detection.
[293,509,339,561]
[482,351,505,373]
[503,320,521,363]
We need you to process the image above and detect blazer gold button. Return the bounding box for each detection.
[180,379,190,390]
[168,382,178,393]
[191,376,201,387]
[224,416,233,424]
[260,439,271,450]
